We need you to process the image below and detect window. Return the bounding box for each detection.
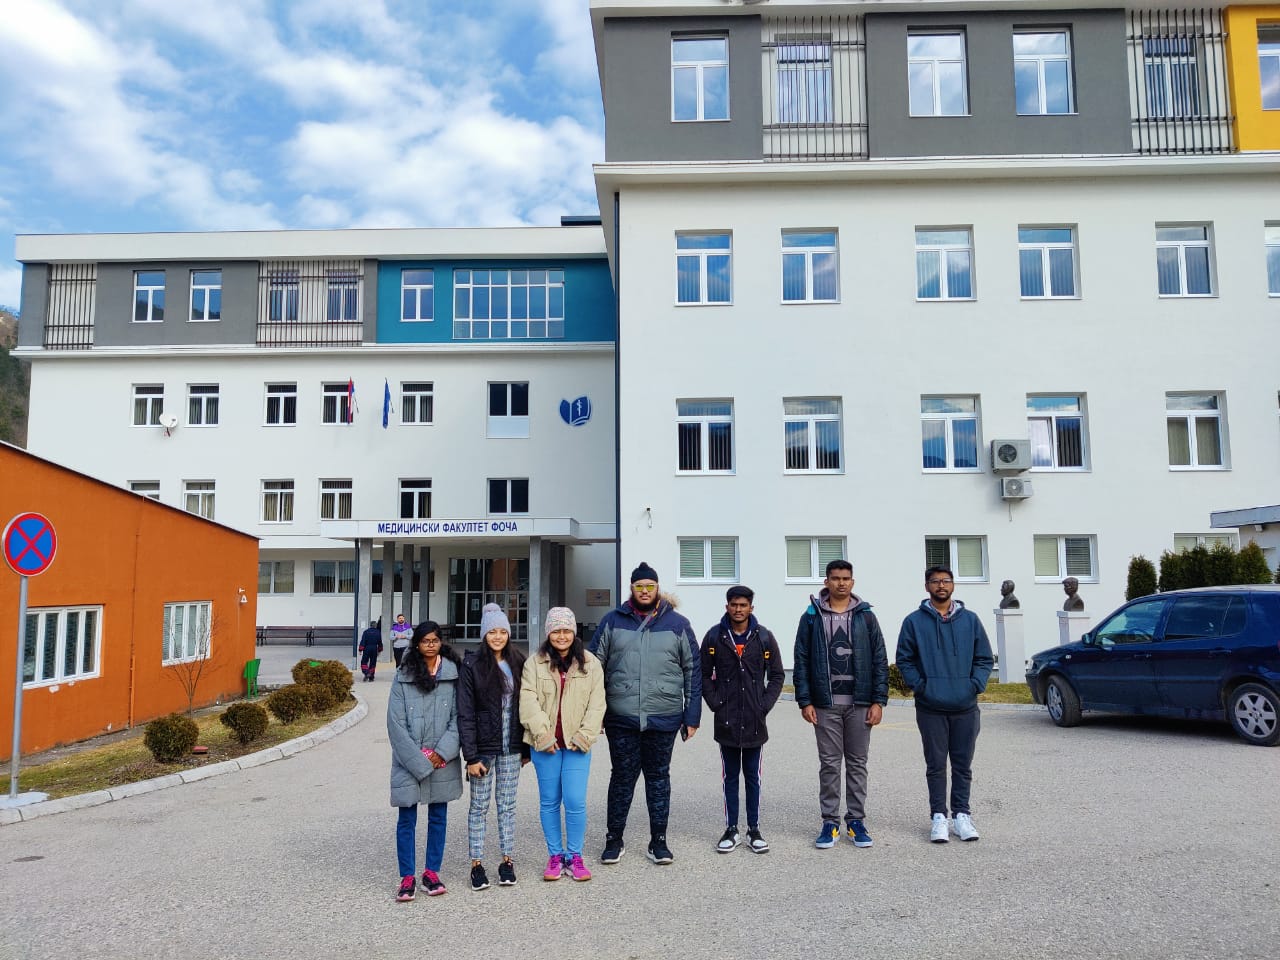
[1266,225,1280,296]
[1165,594,1247,639]
[783,398,842,472]
[400,479,432,519]
[262,480,295,523]
[401,382,434,424]
[1143,38,1201,118]
[676,233,732,304]
[264,383,297,426]
[267,269,299,323]
[677,400,734,473]
[915,228,974,300]
[1034,535,1097,581]
[402,269,434,321]
[258,560,295,595]
[488,478,529,516]
[776,38,832,122]
[1027,395,1086,469]
[1013,31,1074,115]
[921,396,979,470]
[133,271,165,323]
[1156,225,1214,296]
[130,481,160,500]
[312,560,356,596]
[187,384,219,426]
[326,268,359,322]
[1167,392,1225,468]
[132,384,164,426]
[908,31,968,116]
[162,601,210,664]
[1260,25,1280,109]
[453,269,565,340]
[1018,227,1077,298]
[786,537,846,581]
[678,537,738,582]
[183,480,216,520]
[320,479,353,520]
[322,382,353,425]
[782,231,838,302]
[487,382,529,439]
[22,606,101,685]
[672,36,729,121]
[925,536,987,582]
[1173,532,1238,552]
[190,270,222,322]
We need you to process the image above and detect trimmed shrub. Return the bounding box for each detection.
[1237,541,1275,585]
[291,658,354,703]
[306,682,339,713]
[219,701,269,744]
[1126,555,1158,601]
[267,684,310,724]
[144,713,200,762]
[1159,549,1187,592]
[1205,541,1237,586]
[888,663,912,697]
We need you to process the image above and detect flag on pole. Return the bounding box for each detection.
[382,379,392,429]
[347,378,355,424]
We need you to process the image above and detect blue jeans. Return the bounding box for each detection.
[529,746,592,857]
[396,802,447,878]
[719,744,762,829]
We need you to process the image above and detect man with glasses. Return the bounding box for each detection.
[589,562,701,866]
[896,565,994,843]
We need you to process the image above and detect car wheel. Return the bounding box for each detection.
[1045,675,1081,727]
[1228,683,1280,747]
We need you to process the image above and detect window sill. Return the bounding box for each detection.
[1157,293,1216,299]
[908,113,973,119]
[780,299,840,306]
[263,423,298,428]
[675,301,734,307]
[1030,466,1090,473]
[677,579,737,585]
[671,117,731,124]
[1034,576,1098,585]
[1015,111,1079,117]
[783,469,844,476]
[915,297,976,303]
[22,674,100,690]
[1019,295,1080,301]
[676,471,736,477]
[1168,465,1229,471]
[922,468,984,474]
[400,318,436,323]
[188,318,222,324]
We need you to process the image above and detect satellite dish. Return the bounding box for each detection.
[158,412,179,437]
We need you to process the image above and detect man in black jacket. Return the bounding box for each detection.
[793,560,889,850]
[700,585,784,855]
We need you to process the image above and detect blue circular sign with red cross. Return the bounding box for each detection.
[3,513,58,577]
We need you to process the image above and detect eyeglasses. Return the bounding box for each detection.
[632,583,659,592]
[927,579,954,586]
[419,636,442,645]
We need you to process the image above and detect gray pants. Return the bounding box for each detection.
[814,704,872,822]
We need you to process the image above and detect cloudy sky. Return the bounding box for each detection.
[0,0,604,310]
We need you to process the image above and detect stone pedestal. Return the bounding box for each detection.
[993,609,1025,683]
[1057,610,1092,647]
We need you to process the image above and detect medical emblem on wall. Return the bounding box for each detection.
[560,396,591,427]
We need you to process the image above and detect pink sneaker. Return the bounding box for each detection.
[567,853,592,882]
[543,855,563,881]
[421,870,447,896]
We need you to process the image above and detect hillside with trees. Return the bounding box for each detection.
[0,308,29,447]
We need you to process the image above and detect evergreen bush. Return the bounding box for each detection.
[267,684,310,724]
[143,713,200,762]
[1125,555,1158,600]
[219,701,269,744]
[306,682,339,713]
[888,663,911,697]
[1236,542,1275,584]
[1205,542,1237,586]
[291,658,353,703]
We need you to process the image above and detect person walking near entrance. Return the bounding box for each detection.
[390,613,413,667]
[359,620,383,682]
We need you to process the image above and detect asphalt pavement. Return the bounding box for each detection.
[2,646,1278,960]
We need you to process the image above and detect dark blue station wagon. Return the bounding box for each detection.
[1026,586,1280,746]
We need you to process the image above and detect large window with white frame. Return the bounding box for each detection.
[183,480,216,520]
[1173,532,1238,552]
[1013,30,1074,115]
[1265,224,1280,296]
[401,381,435,424]
[1018,227,1077,298]
[322,382,353,425]
[921,396,980,470]
[402,268,434,321]
[676,233,732,304]
[677,400,734,473]
[1027,395,1087,469]
[782,230,839,303]
[786,537,846,582]
[1166,392,1226,468]
[320,479,353,520]
[1156,224,1214,296]
[776,37,832,123]
[162,601,211,664]
[326,268,359,322]
[925,536,987,582]
[264,383,297,426]
[133,271,165,323]
[313,560,356,596]
[1260,25,1280,109]
[678,537,738,582]
[187,384,219,426]
[190,270,221,322]
[915,228,974,300]
[488,382,529,438]
[132,384,164,426]
[22,606,101,686]
[400,479,433,519]
[1034,535,1097,582]
[453,269,565,340]
[907,31,969,116]
[783,398,842,472]
[267,268,299,323]
[1143,38,1201,118]
[262,480,295,523]
[488,478,529,516]
[259,560,295,595]
[672,36,729,121]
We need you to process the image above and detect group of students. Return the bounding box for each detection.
[385,557,994,901]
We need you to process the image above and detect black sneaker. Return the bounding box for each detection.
[395,875,416,902]
[746,828,770,854]
[497,859,516,886]
[470,863,490,891]
[716,826,740,853]
[600,834,625,864]
[647,834,674,864]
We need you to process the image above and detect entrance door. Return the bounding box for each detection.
[449,558,529,641]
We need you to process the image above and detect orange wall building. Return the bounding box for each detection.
[1,443,258,761]
[1226,5,1280,150]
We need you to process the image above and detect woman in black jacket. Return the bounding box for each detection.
[458,603,528,891]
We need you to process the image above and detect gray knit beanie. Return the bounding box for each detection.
[479,602,511,638]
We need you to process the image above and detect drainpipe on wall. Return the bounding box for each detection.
[613,190,622,606]
[127,528,141,729]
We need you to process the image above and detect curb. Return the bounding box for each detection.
[0,693,368,827]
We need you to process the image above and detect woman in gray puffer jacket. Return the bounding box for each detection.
[388,620,463,902]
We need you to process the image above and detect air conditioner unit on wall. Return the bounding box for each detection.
[1000,476,1034,500]
[990,439,1032,473]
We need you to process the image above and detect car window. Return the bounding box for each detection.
[1164,595,1246,640]
[1095,598,1165,645]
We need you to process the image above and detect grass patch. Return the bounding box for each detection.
[4,698,356,800]
[886,680,1034,705]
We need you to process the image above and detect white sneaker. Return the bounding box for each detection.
[930,813,950,843]
[953,812,980,841]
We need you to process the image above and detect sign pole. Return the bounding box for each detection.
[9,576,26,799]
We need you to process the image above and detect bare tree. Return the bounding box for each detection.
[166,609,223,715]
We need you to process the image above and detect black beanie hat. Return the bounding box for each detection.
[630,561,659,584]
